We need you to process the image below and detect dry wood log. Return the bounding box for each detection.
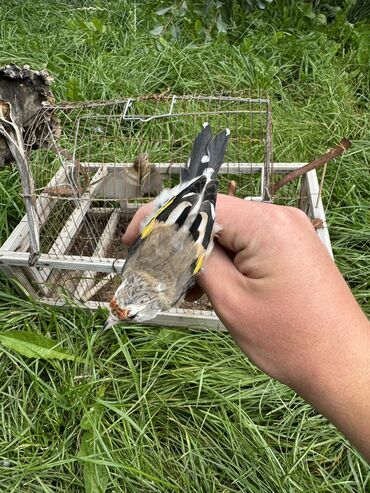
[0,64,56,167]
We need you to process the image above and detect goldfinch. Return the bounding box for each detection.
[104,123,230,327]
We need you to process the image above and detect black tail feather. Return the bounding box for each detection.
[182,124,230,182]
[199,128,230,179]
[181,123,212,182]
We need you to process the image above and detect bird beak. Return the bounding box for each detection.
[103,314,118,331]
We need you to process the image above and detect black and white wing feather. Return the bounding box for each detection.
[134,123,229,272]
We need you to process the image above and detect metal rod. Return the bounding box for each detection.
[47,95,271,111]
[0,251,126,273]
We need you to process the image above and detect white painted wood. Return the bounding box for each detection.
[90,210,120,259]
[1,220,47,291]
[74,209,120,300]
[78,272,117,302]
[40,298,227,331]
[81,162,308,174]
[0,250,126,272]
[244,196,263,201]
[305,170,333,258]
[263,100,273,201]
[260,166,265,198]
[299,172,310,215]
[89,207,115,214]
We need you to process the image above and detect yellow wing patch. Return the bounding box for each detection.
[193,252,205,275]
[141,220,156,239]
[141,197,176,239]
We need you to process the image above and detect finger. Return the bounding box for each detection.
[199,245,262,342]
[214,194,267,253]
[122,202,154,246]
[198,244,246,309]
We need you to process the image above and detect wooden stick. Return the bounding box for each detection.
[270,138,351,195]
[227,180,237,196]
[74,209,120,301]
[311,218,323,229]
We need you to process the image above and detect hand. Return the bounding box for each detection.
[123,194,370,461]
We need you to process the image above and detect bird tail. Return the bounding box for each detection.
[181,123,230,182]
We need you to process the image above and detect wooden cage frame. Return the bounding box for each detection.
[0,162,331,331]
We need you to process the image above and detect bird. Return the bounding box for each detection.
[132,152,161,197]
[96,151,162,203]
[104,123,230,328]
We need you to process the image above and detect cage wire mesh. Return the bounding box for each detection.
[0,95,330,328]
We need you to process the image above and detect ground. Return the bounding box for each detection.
[0,1,369,492]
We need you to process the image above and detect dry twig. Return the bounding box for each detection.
[270,138,351,195]
[227,180,237,197]
[311,218,324,229]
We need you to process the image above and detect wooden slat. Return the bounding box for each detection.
[74,209,121,301]
[305,170,333,258]
[81,161,309,174]
[0,250,126,273]
[89,207,115,214]
[78,272,117,302]
[40,298,227,332]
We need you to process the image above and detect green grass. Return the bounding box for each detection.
[0,1,369,491]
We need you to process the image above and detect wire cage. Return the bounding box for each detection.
[0,95,331,330]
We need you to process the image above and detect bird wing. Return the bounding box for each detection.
[128,124,229,273]
[140,174,207,239]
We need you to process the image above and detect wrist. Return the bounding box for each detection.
[292,317,370,461]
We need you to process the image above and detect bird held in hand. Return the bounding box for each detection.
[104,123,230,328]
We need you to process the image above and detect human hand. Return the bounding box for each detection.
[123,194,370,461]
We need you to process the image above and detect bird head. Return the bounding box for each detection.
[103,274,165,329]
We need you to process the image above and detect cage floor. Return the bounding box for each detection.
[67,211,129,259]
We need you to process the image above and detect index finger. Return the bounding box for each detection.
[213,194,265,253]
[122,202,154,246]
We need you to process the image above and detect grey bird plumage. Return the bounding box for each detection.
[105,123,230,327]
